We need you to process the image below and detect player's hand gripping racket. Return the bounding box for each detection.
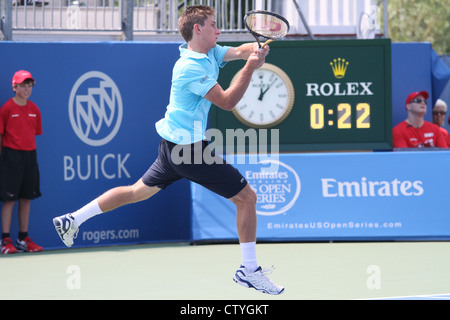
[244,10,290,49]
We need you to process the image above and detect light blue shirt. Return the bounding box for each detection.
[155,43,230,144]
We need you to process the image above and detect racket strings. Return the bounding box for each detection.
[246,14,288,39]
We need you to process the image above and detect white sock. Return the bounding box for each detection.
[70,199,103,228]
[240,242,258,273]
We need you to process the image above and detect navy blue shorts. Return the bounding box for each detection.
[142,139,247,199]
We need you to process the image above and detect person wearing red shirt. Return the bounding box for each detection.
[392,91,448,149]
[447,115,450,147]
[0,70,43,254]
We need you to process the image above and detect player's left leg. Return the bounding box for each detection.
[53,179,160,247]
[96,179,161,213]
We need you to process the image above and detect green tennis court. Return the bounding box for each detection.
[1,241,449,300]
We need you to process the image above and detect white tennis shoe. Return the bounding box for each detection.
[233,265,284,295]
[53,214,78,247]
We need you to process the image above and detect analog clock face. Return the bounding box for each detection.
[231,63,295,128]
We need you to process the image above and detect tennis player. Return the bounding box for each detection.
[53,5,284,295]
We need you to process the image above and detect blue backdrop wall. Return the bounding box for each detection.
[0,41,448,249]
[391,42,450,126]
[0,42,191,249]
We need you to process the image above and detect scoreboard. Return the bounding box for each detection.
[209,39,392,152]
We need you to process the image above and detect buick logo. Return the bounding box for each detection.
[69,71,123,147]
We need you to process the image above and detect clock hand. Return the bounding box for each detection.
[258,86,264,101]
[257,90,264,101]
[258,78,277,101]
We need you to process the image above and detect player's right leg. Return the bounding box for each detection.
[53,179,160,247]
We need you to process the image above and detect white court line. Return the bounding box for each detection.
[365,293,450,300]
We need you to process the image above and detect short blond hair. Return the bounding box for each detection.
[178,5,215,42]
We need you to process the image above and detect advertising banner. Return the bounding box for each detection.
[191,151,450,242]
[0,42,191,249]
[0,41,447,250]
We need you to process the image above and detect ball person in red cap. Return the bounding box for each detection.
[0,70,43,254]
[392,91,448,149]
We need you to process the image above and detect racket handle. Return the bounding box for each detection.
[262,39,274,48]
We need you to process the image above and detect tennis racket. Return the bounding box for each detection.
[244,10,290,49]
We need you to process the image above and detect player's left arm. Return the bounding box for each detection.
[205,51,266,110]
[223,42,267,61]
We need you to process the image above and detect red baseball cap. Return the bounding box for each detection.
[12,70,35,85]
[405,91,429,108]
